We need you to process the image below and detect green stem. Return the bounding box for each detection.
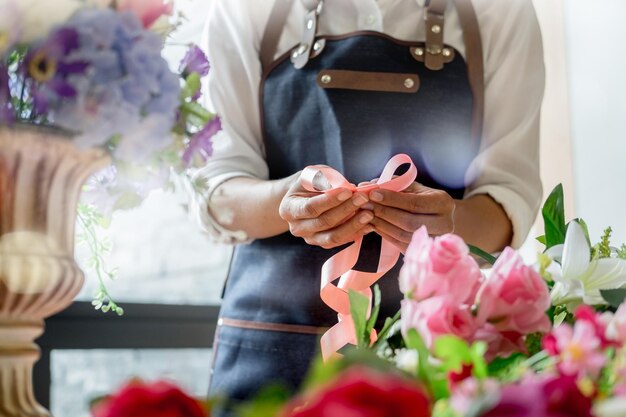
[468,244,497,265]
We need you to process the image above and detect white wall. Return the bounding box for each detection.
[565,0,626,244]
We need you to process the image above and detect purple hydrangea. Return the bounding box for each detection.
[50,8,180,161]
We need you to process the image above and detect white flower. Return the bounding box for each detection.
[593,398,626,417]
[549,221,626,310]
[393,348,419,374]
[5,0,83,43]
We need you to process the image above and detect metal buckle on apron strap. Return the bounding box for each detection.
[291,0,325,69]
[218,317,328,336]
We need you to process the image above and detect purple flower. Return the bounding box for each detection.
[0,66,14,123]
[23,27,88,114]
[179,45,210,78]
[182,117,220,167]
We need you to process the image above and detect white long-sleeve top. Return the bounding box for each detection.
[191,0,545,248]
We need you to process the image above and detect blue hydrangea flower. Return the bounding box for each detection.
[50,8,180,160]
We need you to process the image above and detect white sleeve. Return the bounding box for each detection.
[189,1,271,242]
[465,0,545,248]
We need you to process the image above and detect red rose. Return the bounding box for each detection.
[92,380,208,417]
[482,375,593,417]
[282,367,431,417]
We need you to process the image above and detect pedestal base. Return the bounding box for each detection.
[0,321,50,417]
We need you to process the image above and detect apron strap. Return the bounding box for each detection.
[424,0,448,71]
[453,0,485,145]
[291,0,324,69]
[260,0,295,74]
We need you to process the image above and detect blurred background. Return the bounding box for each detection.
[48,0,626,415]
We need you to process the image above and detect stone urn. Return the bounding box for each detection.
[0,124,110,417]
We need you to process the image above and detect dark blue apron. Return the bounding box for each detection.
[209,0,484,413]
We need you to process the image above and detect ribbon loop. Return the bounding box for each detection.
[300,154,418,360]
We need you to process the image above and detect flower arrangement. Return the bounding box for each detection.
[0,0,218,210]
[194,184,625,417]
[0,0,220,313]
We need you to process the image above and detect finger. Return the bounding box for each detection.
[371,228,408,253]
[281,187,353,220]
[290,193,370,236]
[368,204,453,235]
[370,217,414,244]
[368,186,454,214]
[306,210,374,249]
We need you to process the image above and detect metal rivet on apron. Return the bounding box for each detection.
[307,18,314,30]
[321,74,332,84]
[292,44,308,59]
[431,24,441,34]
[217,318,224,326]
[442,48,452,57]
[413,47,424,57]
[404,78,415,89]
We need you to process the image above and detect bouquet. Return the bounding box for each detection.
[225,184,626,417]
[0,0,219,211]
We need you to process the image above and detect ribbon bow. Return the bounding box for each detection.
[300,154,418,360]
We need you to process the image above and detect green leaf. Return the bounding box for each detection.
[365,285,381,338]
[434,336,472,372]
[536,235,546,245]
[348,290,370,348]
[374,311,400,344]
[553,311,568,327]
[180,72,201,101]
[469,342,488,380]
[180,101,214,126]
[468,244,497,265]
[600,289,626,309]
[235,385,290,417]
[542,184,567,249]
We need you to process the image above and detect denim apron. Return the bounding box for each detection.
[209,0,484,412]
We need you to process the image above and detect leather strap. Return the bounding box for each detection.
[219,317,328,335]
[453,0,485,143]
[260,0,295,74]
[317,69,420,93]
[291,0,324,69]
[424,0,448,70]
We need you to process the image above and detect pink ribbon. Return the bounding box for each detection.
[300,154,418,360]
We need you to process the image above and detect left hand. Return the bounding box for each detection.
[363,182,456,253]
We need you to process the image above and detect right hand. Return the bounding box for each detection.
[279,171,374,249]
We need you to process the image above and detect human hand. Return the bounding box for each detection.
[364,182,456,253]
[279,171,374,249]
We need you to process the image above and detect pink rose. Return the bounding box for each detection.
[474,325,526,360]
[400,227,482,304]
[401,297,477,348]
[116,0,173,28]
[477,247,551,335]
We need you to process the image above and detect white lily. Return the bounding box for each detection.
[548,221,626,310]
